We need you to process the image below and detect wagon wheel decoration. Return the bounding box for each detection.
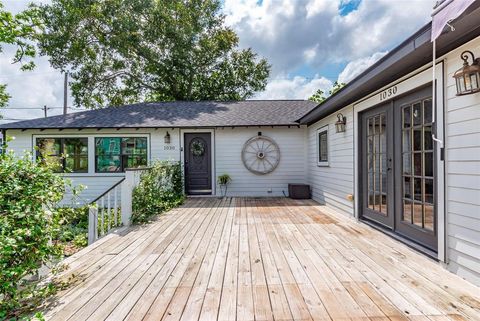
[242,136,280,175]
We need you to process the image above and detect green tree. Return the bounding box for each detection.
[309,89,326,103]
[330,81,346,95]
[308,81,346,103]
[0,2,42,109]
[39,0,271,109]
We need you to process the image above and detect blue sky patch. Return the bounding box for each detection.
[339,0,361,16]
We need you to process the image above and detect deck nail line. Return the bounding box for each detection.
[162,197,232,321]
[45,202,198,320]
[69,198,213,321]
[75,197,212,321]
[191,197,235,321]
[138,197,225,321]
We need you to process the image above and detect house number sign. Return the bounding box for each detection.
[379,85,398,101]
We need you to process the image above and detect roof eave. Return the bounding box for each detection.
[299,1,480,125]
[0,123,304,131]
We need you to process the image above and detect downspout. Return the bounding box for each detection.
[432,40,443,147]
[431,35,446,264]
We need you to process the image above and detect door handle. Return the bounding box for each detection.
[387,158,392,171]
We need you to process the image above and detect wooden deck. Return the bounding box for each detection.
[44,197,480,321]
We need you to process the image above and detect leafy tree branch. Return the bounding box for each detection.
[309,81,346,103]
[38,0,271,109]
[0,2,43,108]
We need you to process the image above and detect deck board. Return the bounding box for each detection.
[43,197,480,321]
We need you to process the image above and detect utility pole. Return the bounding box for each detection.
[43,105,48,118]
[63,72,68,115]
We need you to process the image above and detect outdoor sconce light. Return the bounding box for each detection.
[164,131,171,144]
[453,50,480,96]
[335,113,347,133]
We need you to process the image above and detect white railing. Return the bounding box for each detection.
[88,167,150,245]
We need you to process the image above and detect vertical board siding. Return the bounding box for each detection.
[445,37,480,285]
[307,106,355,217]
[214,127,307,197]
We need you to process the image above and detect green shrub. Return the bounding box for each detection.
[49,205,89,257]
[132,161,184,224]
[0,151,66,318]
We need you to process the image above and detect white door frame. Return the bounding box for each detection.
[180,128,216,196]
[353,62,446,262]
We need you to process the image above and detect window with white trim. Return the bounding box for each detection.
[95,137,148,172]
[317,126,329,166]
[36,137,88,173]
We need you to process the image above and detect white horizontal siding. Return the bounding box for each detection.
[214,127,307,197]
[444,36,480,286]
[4,126,307,200]
[307,106,354,217]
[2,128,182,204]
[4,129,32,154]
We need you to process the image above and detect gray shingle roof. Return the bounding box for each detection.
[0,100,318,129]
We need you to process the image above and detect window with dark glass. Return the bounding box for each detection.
[36,138,88,173]
[318,129,328,164]
[95,137,147,172]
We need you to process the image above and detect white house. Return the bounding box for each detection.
[1,1,479,286]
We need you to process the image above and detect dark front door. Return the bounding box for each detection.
[360,85,437,251]
[184,133,212,195]
[360,103,395,229]
[394,86,437,251]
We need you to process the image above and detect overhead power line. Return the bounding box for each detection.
[0,71,60,80]
[0,118,32,121]
[1,106,86,110]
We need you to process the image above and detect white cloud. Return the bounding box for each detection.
[224,0,434,75]
[303,45,319,62]
[0,0,436,122]
[338,51,387,84]
[0,45,74,122]
[254,75,332,100]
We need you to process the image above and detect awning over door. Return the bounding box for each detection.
[431,0,477,41]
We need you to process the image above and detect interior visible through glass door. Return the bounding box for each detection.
[361,103,394,229]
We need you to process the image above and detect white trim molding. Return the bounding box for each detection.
[316,125,329,167]
[180,128,216,196]
[353,62,446,262]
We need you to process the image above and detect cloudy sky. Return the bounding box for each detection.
[0,0,435,123]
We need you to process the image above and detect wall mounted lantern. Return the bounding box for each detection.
[453,50,480,96]
[335,113,347,133]
[164,131,171,144]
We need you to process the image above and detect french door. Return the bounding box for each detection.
[360,104,395,229]
[360,86,437,251]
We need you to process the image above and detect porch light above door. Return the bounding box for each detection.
[453,50,480,96]
[335,113,347,133]
[164,131,171,144]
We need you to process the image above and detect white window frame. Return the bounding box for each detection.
[94,136,149,173]
[32,133,151,177]
[317,125,329,167]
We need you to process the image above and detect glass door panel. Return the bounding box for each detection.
[400,99,434,230]
[394,87,437,251]
[361,104,394,229]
